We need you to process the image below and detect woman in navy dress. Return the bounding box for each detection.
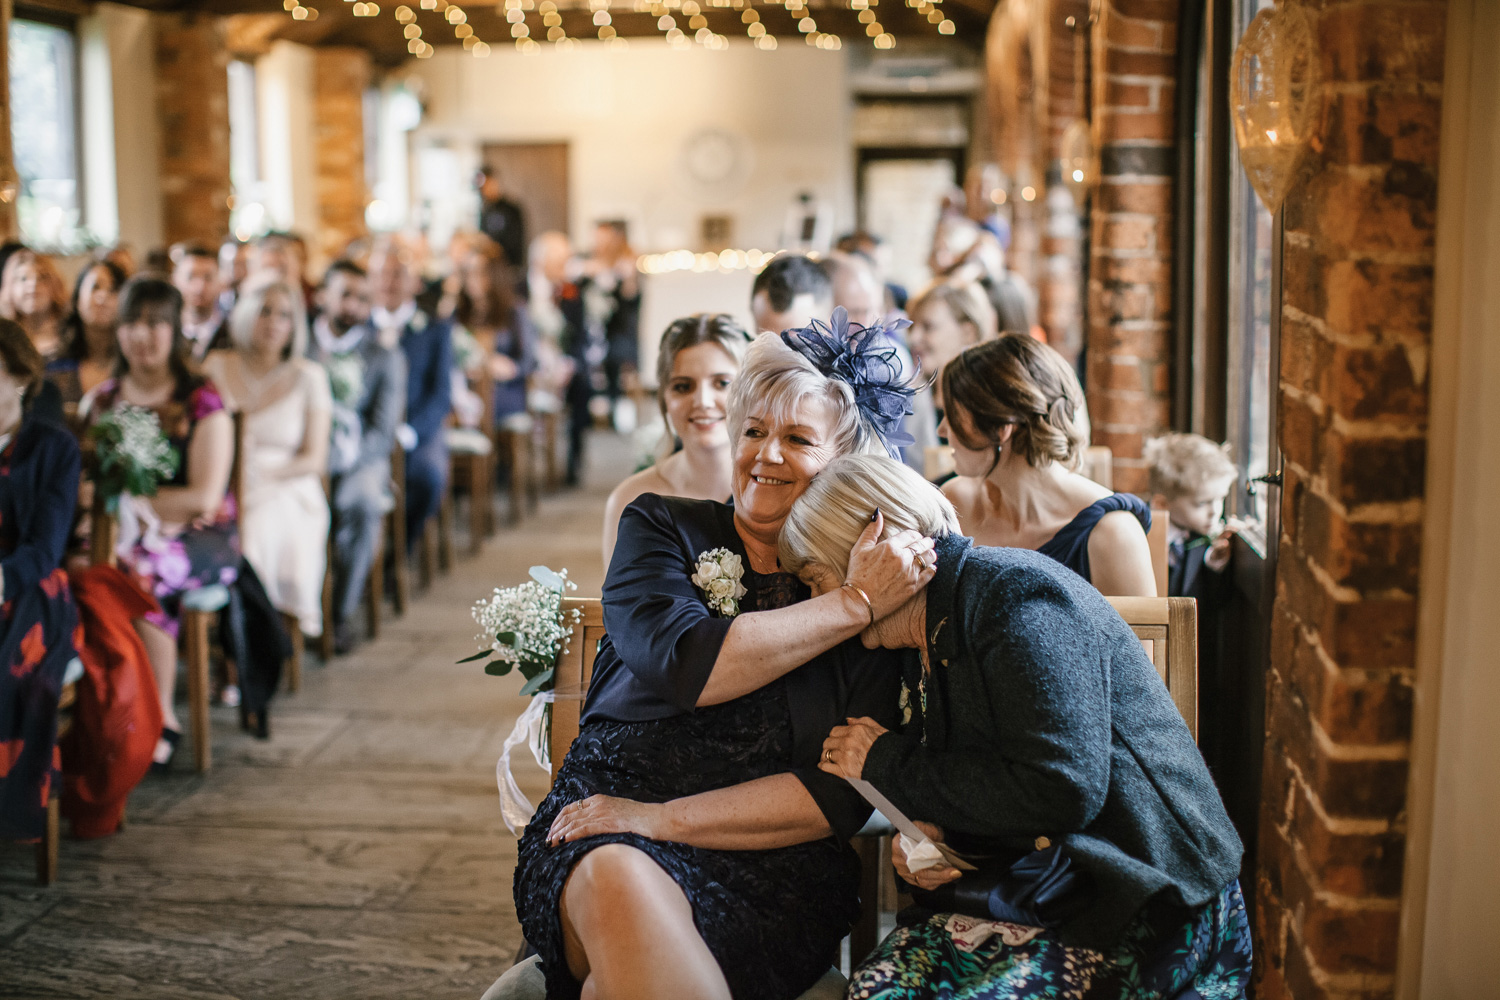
[513,320,934,1000]
[0,319,81,840]
[937,334,1156,596]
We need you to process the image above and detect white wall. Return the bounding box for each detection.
[256,40,319,237]
[78,2,162,251]
[403,39,855,253]
[1398,0,1500,994]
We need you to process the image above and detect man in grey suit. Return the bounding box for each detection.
[310,260,408,655]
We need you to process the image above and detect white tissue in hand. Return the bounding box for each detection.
[899,833,948,872]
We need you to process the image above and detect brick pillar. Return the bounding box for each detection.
[313,47,371,268]
[1084,0,1176,493]
[155,14,232,246]
[1255,3,1447,999]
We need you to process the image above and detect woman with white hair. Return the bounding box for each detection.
[510,319,935,1000]
[203,275,331,639]
[779,454,1251,1000]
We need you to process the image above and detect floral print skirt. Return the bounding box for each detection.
[848,880,1251,1000]
[121,521,240,639]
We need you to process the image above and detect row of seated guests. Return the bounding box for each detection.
[492,327,1248,1000]
[603,251,1155,596]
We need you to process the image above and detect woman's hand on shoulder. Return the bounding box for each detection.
[819,716,889,780]
[547,794,667,846]
[845,511,938,619]
[891,819,962,890]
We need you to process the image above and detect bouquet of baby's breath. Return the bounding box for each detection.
[87,405,178,509]
[461,566,582,698]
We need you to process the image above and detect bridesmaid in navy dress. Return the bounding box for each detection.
[937,334,1156,596]
[513,324,933,1000]
[0,319,81,840]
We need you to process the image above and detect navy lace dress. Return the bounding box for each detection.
[514,494,902,1000]
[1036,494,1151,584]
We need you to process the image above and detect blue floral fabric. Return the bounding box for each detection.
[848,879,1251,1000]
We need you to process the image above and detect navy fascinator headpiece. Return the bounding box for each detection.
[780,306,917,458]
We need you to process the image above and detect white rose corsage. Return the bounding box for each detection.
[692,548,748,617]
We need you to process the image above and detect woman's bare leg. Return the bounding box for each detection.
[559,843,731,1000]
[134,619,180,761]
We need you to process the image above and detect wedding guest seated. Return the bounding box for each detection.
[451,236,536,431]
[0,320,81,842]
[507,328,934,1000]
[219,237,248,312]
[368,238,451,550]
[173,244,229,361]
[1145,433,1245,600]
[309,260,406,655]
[528,231,591,486]
[601,313,751,566]
[750,252,832,334]
[939,335,1155,596]
[2,249,68,362]
[203,275,331,643]
[781,455,1251,1000]
[47,259,126,410]
[80,277,238,769]
[906,278,997,396]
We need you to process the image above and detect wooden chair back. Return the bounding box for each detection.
[1146,505,1168,597]
[549,597,606,781]
[1081,445,1114,489]
[1105,595,1198,740]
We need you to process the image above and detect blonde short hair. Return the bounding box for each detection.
[1144,433,1237,499]
[726,333,891,460]
[908,279,999,346]
[779,454,960,578]
[228,274,308,360]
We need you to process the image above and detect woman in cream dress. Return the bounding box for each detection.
[203,274,331,637]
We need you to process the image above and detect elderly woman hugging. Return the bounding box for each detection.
[510,318,938,1000]
[781,454,1252,1000]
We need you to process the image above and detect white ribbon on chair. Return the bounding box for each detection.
[496,692,555,834]
[115,493,168,562]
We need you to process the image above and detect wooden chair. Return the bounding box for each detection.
[1081,445,1115,489]
[367,444,412,637]
[1105,595,1198,739]
[1146,505,1169,598]
[493,413,538,525]
[38,661,82,885]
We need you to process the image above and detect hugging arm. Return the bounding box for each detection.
[605,497,933,711]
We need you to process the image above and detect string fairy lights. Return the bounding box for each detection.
[306,0,961,57]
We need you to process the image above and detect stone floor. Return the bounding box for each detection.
[0,433,625,1000]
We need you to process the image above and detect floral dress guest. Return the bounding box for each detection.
[80,277,237,769]
[0,320,81,840]
[508,324,935,1000]
[781,455,1251,1000]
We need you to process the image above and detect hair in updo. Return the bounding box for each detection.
[779,454,959,579]
[654,313,752,458]
[940,333,1087,471]
[726,333,890,460]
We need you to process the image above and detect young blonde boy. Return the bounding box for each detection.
[1145,433,1244,596]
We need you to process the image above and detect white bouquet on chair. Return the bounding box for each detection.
[462,565,584,833]
[87,404,178,510]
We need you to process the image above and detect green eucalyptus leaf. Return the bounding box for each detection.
[519,668,554,697]
[496,631,519,648]
[456,649,491,663]
[484,661,515,676]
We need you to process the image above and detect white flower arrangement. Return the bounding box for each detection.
[463,565,582,696]
[325,353,365,408]
[692,548,747,617]
[87,404,179,508]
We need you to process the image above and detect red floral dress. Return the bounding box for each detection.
[86,378,240,638]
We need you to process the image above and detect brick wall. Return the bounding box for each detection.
[1038,0,1089,364]
[1084,0,1177,493]
[1256,3,1447,998]
[313,47,371,268]
[155,14,232,246]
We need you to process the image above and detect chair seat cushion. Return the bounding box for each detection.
[446,427,494,455]
[480,956,848,1000]
[180,584,231,613]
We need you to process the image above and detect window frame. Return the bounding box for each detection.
[9,6,85,250]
